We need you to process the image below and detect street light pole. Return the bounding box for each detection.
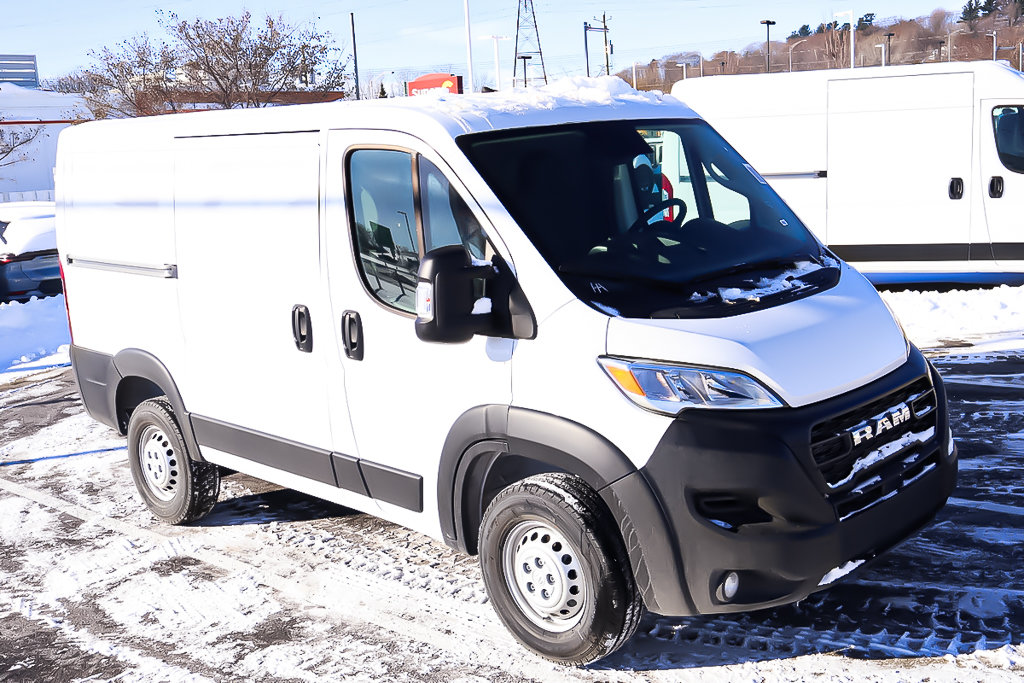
[760,19,776,73]
[519,55,532,87]
[463,0,475,93]
[483,35,509,90]
[990,31,998,61]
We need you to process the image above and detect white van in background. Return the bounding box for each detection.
[56,79,956,664]
[672,60,1024,286]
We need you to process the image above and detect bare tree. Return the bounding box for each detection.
[85,34,184,117]
[162,11,349,109]
[823,22,849,68]
[0,119,43,168]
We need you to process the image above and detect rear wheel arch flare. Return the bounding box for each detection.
[112,349,204,461]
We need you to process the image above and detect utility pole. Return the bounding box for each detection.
[601,12,612,75]
[584,16,611,76]
[350,13,361,100]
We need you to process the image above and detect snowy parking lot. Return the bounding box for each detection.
[1,290,1023,681]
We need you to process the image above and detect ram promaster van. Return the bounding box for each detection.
[56,78,956,665]
[673,60,1024,287]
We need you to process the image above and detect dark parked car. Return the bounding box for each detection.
[0,201,61,304]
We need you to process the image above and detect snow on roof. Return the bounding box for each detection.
[0,82,86,119]
[399,76,696,133]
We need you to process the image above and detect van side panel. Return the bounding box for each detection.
[826,73,974,260]
[172,132,338,456]
[59,131,183,381]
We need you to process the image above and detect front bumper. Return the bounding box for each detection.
[604,347,956,616]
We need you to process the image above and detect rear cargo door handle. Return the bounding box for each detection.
[948,177,964,200]
[989,175,1004,198]
[342,310,364,361]
[291,304,313,353]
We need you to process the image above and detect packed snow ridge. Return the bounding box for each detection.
[411,75,680,121]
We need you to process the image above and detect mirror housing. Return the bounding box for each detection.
[415,246,536,344]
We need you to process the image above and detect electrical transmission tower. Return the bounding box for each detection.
[513,0,547,87]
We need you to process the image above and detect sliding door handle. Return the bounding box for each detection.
[291,305,313,353]
[948,177,964,200]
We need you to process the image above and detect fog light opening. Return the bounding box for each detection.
[719,571,740,602]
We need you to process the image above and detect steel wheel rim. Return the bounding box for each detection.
[502,520,587,632]
[138,424,179,502]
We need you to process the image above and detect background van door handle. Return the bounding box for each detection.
[990,175,1004,198]
[291,305,313,353]
[948,177,964,200]
[342,310,364,361]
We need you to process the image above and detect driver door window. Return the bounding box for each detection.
[347,149,497,315]
[348,149,419,313]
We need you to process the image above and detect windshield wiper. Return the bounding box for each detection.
[685,253,817,287]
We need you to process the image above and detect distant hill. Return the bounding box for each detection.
[621,7,1024,90]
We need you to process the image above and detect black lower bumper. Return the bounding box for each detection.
[605,347,957,616]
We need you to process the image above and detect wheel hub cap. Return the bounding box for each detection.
[139,425,179,502]
[503,521,586,632]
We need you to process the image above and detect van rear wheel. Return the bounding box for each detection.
[127,398,220,525]
[478,473,643,665]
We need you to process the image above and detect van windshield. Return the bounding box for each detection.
[458,120,837,318]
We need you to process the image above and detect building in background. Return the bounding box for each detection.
[0,55,40,89]
[0,82,87,201]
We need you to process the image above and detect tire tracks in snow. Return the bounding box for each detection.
[0,473,612,682]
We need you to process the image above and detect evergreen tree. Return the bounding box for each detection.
[961,0,981,23]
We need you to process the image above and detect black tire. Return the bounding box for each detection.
[127,398,220,525]
[478,473,644,665]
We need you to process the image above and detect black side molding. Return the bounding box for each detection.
[191,414,422,511]
[360,461,423,512]
[192,414,338,487]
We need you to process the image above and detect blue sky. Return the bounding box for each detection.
[6,1,958,91]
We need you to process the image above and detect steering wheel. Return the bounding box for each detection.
[627,198,687,234]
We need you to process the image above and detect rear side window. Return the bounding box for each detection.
[993,106,1024,173]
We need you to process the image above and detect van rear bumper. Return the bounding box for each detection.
[605,347,957,616]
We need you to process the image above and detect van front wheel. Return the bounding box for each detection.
[478,473,643,665]
[127,398,220,525]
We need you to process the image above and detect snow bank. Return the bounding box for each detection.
[881,284,1024,351]
[0,296,70,372]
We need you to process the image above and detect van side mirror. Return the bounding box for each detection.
[415,245,536,344]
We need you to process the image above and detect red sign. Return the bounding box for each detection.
[407,73,463,96]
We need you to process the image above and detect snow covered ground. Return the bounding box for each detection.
[1,285,1023,680]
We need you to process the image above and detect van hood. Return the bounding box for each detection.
[604,266,908,407]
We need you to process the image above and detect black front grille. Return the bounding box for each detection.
[810,375,940,519]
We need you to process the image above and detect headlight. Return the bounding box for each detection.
[598,356,784,415]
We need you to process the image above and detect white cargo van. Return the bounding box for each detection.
[56,78,956,664]
[672,60,1024,286]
